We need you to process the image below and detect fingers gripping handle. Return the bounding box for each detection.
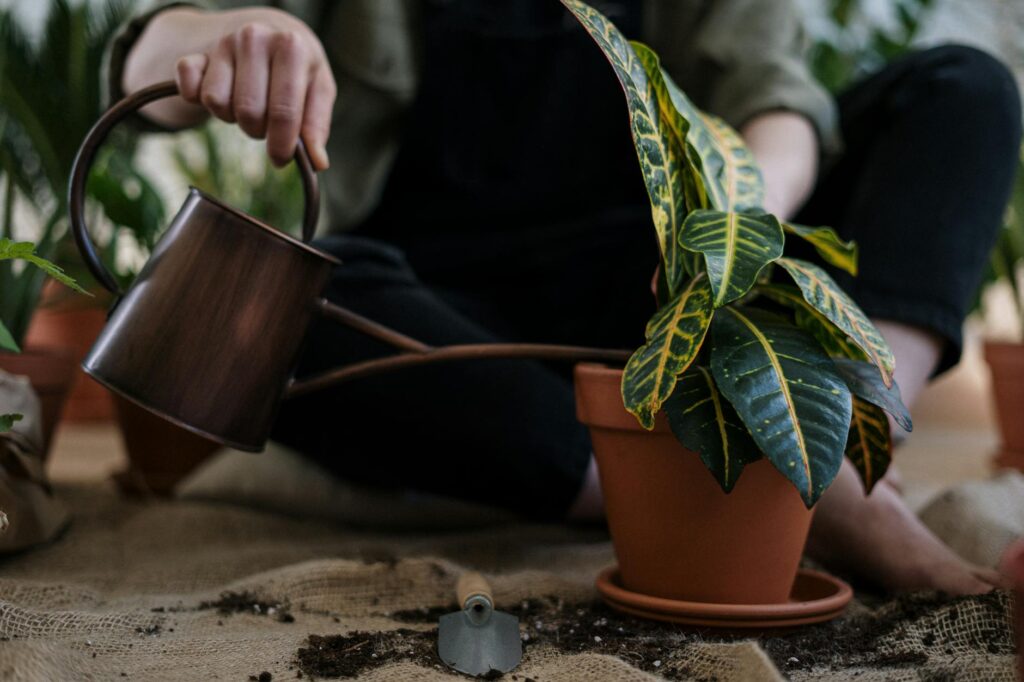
[68,80,320,296]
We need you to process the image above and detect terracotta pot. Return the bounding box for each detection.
[26,303,115,422]
[574,363,814,605]
[0,346,77,457]
[984,341,1024,468]
[113,394,221,495]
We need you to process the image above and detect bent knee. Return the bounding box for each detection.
[915,45,1021,133]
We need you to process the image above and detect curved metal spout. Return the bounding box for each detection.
[285,300,633,398]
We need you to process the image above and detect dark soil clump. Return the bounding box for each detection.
[295,629,438,678]
[198,590,295,623]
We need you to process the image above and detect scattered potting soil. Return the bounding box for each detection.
[761,590,1014,673]
[387,591,1014,680]
[197,590,296,623]
[295,629,439,678]
[248,673,273,682]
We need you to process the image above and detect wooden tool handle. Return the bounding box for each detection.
[457,572,493,609]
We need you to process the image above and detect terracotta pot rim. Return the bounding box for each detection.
[574,362,671,432]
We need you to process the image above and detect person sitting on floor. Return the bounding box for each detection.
[113,0,1022,594]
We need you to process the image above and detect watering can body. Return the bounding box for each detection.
[82,189,335,451]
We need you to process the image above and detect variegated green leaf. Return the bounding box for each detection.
[832,357,912,432]
[649,70,763,213]
[623,275,714,429]
[777,258,895,387]
[783,223,859,276]
[654,68,723,209]
[711,307,852,507]
[664,365,761,492]
[680,210,784,307]
[846,398,891,493]
[0,319,19,353]
[757,284,870,361]
[701,113,765,212]
[561,2,691,293]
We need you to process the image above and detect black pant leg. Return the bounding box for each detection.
[797,45,1022,373]
[270,235,592,520]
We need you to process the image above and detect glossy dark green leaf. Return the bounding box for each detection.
[680,210,784,307]
[832,357,912,432]
[846,398,891,493]
[710,307,852,507]
[777,258,896,386]
[622,275,714,429]
[757,284,870,362]
[665,365,761,492]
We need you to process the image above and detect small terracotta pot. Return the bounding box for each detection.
[113,394,221,495]
[27,304,115,422]
[0,346,77,457]
[574,363,814,605]
[984,341,1024,468]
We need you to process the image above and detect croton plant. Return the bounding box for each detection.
[564,1,912,507]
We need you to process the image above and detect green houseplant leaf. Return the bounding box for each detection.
[846,398,891,493]
[777,257,896,386]
[680,210,784,307]
[665,365,761,491]
[710,307,852,507]
[832,357,912,432]
[700,113,765,212]
[0,319,18,352]
[758,284,870,361]
[0,239,87,295]
[560,1,693,294]
[0,412,22,432]
[622,274,714,429]
[783,223,859,276]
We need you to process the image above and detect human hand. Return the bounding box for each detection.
[173,11,336,170]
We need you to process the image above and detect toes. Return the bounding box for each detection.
[971,566,1012,591]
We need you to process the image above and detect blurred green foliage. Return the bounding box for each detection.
[171,123,305,237]
[0,0,164,342]
[805,0,934,92]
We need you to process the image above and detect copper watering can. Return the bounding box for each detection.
[69,82,630,452]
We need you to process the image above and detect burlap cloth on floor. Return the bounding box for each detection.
[0,448,1017,681]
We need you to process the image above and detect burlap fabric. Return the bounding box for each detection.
[0,449,1016,681]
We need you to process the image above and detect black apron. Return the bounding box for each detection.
[357,0,649,281]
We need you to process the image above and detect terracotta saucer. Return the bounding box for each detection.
[595,566,853,629]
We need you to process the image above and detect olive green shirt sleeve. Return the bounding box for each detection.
[646,0,842,156]
[102,2,204,114]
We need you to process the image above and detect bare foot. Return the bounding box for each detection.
[806,461,1008,595]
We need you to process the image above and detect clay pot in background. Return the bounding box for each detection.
[574,363,813,605]
[0,346,77,457]
[26,303,114,422]
[984,341,1024,470]
[112,394,222,495]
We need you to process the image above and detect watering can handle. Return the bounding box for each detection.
[68,80,320,296]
